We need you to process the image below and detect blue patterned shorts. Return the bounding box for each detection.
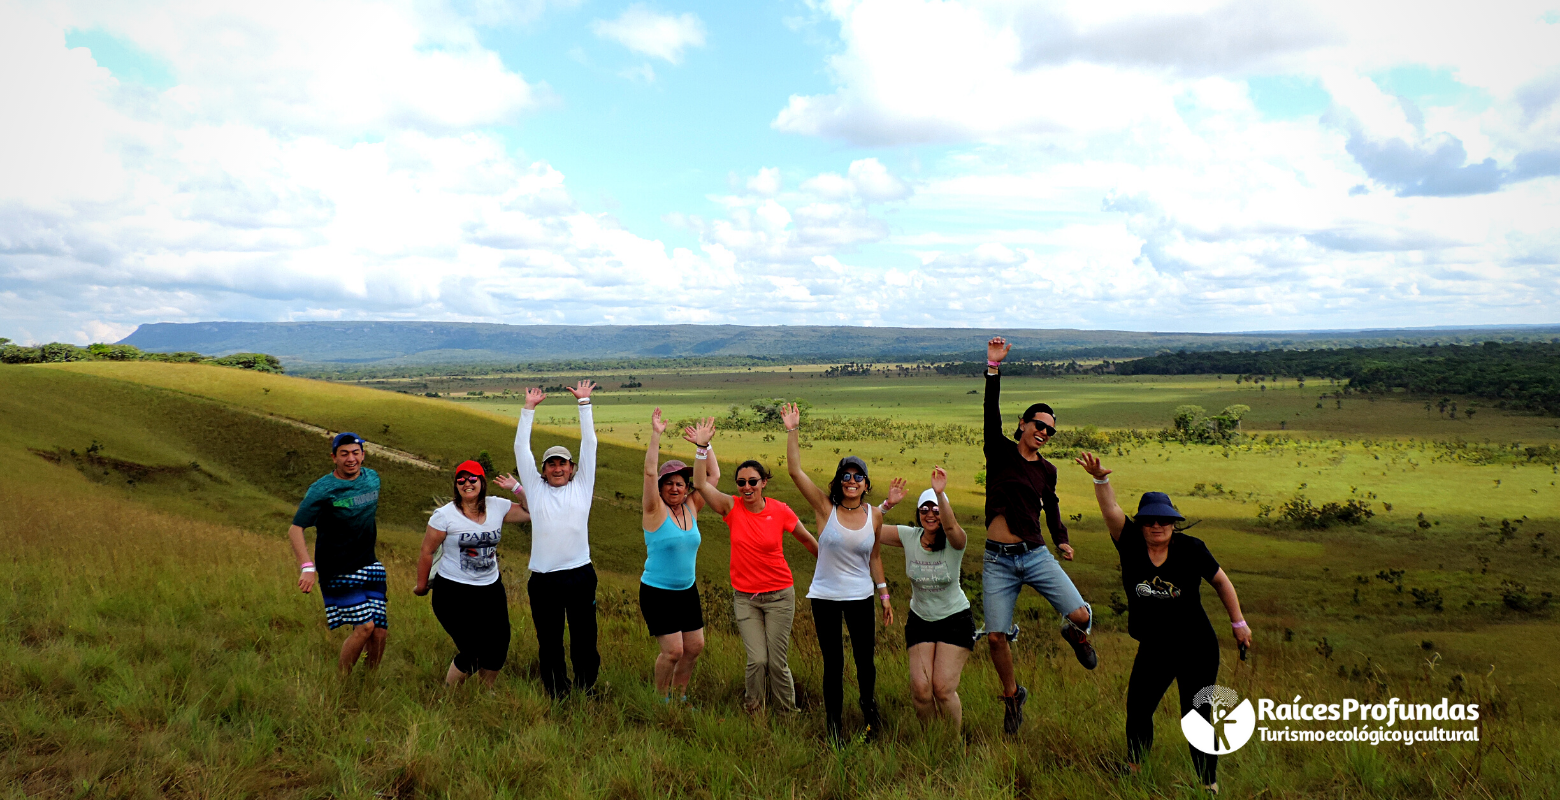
[321,562,388,630]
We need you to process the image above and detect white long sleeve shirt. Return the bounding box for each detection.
[516,404,597,573]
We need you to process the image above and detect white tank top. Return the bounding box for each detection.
[806,505,876,601]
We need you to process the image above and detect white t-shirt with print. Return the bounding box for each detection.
[429,496,514,586]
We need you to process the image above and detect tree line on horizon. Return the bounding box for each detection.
[0,339,283,373]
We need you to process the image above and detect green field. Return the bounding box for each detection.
[1,361,1556,798]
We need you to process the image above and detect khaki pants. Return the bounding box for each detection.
[732,586,797,713]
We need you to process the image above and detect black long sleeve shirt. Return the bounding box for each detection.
[983,370,1069,548]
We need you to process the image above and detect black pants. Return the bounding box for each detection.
[527,564,599,697]
[811,597,878,731]
[1126,634,1220,785]
[430,575,511,674]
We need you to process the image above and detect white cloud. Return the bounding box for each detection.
[746,167,782,196]
[801,158,911,201]
[591,4,707,65]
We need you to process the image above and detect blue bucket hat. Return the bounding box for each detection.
[331,432,366,453]
[1135,492,1184,521]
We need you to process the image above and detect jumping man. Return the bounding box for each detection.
[288,432,388,674]
[981,336,1097,735]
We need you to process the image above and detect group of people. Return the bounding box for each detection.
[287,338,1253,793]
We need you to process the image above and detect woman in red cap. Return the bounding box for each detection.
[640,408,720,703]
[413,459,530,687]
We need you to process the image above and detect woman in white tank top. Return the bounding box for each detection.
[781,402,894,743]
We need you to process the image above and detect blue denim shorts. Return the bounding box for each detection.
[980,546,1089,638]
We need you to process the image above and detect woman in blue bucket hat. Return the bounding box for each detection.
[1075,451,1253,796]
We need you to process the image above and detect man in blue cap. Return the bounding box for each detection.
[287,432,388,674]
[981,336,1097,736]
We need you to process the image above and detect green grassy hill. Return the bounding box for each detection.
[1,362,1556,799]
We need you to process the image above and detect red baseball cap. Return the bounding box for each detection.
[455,460,486,477]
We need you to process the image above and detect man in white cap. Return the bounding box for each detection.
[515,380,600,697]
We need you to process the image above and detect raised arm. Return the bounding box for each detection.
[568,380,598,493]
[984,336,1011,455]
[688,418,734,516]
[492,474,528,512]
[412,524,448,596]
[781,402,831,521]
[875,477,909,543]
[1074,451,1126,540]
[514,387,545,493]
[930,466,968,550]
[683,424,718,511]
[1211,569,1253,649]
[643,408,667,519]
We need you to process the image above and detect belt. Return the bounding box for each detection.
[985,540,1039,556]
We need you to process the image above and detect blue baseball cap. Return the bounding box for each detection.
[331,432,366,453]
[1135,492,1184,521]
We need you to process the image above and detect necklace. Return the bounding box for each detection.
[670,502,688,529]
[839,501,864,511]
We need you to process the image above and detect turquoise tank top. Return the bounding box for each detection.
[641,510,701,590]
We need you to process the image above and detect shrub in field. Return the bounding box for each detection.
[1274,495,1374,528]
[1170,404,1249,444]
[1500,581,1553,613]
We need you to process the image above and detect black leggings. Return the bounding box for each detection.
[431,575,511,674]
[811,597,878,730]
[527,564,599,697]
[1126,634,1220,785]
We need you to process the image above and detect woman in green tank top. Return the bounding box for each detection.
[876,466,973,728]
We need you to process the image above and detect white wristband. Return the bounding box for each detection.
[875,582,887,589]
[694,451,708,461]
[1093,477,1110,485]
[577,398,591,405]
[301,566,317,573]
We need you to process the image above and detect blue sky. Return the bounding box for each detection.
[4,0,1560,344]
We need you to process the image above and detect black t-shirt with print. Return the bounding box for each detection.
[1114,519,1220,642]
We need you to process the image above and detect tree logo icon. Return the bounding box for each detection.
[1181,685,1256,755]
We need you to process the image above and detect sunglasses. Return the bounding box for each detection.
[839,472,868,483]
[735,478,764,487]
[918,505,940,514]
[1140,516,1179,528]
[1025,419,1057,437]
[455,476,482,486]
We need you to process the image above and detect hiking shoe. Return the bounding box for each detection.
[1062,622,1098,670]
[1002,686,1028,735]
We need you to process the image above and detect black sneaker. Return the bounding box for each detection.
[1062,623,1098,670]
[862,703,882,743]
[1002,685,1028,735]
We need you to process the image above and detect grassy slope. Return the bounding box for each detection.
[1,363,1557,798]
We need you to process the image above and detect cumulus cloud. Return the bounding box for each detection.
[801,158,912,202]
[591,4,707,64]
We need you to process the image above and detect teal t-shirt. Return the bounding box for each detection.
[896,525,970,622]
[293,468,381,579]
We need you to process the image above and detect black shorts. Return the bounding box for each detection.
[906,607,976,651]
[639,583,705,636]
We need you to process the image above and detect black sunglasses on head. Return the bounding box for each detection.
[735,478,763,487]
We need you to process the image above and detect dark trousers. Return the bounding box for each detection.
[527,564,599,697]
[431,575,511,674]
[1126,634,1220,785]
[811,597,878,731]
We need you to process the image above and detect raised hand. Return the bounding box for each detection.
[523,387,546,410]
[567,380,597,400]
[780,402,801,432]
[987,336,1011,364]
[686,417,717,447]
[492,473,520,493]
[651,407,667,436]
[886,477,908,507]
[1074,451,1112,480]
[930,465,948,494]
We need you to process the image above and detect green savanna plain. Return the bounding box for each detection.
[1,361,1557,798]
